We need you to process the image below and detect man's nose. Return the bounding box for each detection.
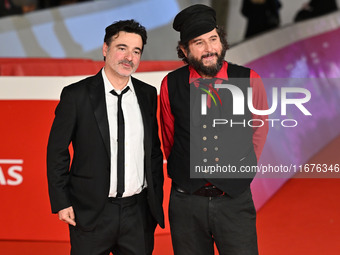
[125,51,133,61]
[204,42,213,52]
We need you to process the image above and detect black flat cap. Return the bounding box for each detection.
[173,4,216,43]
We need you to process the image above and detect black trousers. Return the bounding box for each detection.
[169,186,258,255]
[69,189,156,255]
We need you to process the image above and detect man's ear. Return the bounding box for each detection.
[180,45,188,58]
[102,42,108,58]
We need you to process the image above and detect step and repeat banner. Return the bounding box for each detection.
[1,11,340,242]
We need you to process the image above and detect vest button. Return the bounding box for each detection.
[214,135,218,140]
[203,136,207,141]
[203,147,207,152]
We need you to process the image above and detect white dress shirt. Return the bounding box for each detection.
[102,69,145,197]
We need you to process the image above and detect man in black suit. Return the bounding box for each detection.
[47,19,164,255]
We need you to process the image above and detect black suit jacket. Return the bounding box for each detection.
[47,70,164,231]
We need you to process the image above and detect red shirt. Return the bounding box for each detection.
[160,61,269,161]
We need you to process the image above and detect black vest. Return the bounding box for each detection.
[167,63,257,197]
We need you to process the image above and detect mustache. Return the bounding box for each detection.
[119,60,134,68]
[201,52,218,60]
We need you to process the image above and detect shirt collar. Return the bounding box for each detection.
[102,68,135,95]
[188,61,229,83]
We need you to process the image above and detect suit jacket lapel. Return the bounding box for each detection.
[132,77,151,164]
[87,71,111,159]
[86,74,152,168]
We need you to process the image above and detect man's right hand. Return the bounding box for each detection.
[58,206,76,226]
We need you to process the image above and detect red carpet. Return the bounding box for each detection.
[257,134,340,255]
[257,178,340,255]
[1,135,339,254]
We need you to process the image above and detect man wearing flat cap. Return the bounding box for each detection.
[160,4,269,255]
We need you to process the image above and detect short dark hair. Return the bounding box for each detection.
[176,26,229,63]
[104,19,147,51]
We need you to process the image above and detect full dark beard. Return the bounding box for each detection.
[187,48,226,77]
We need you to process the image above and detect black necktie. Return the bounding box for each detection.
[110,86,130,197]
